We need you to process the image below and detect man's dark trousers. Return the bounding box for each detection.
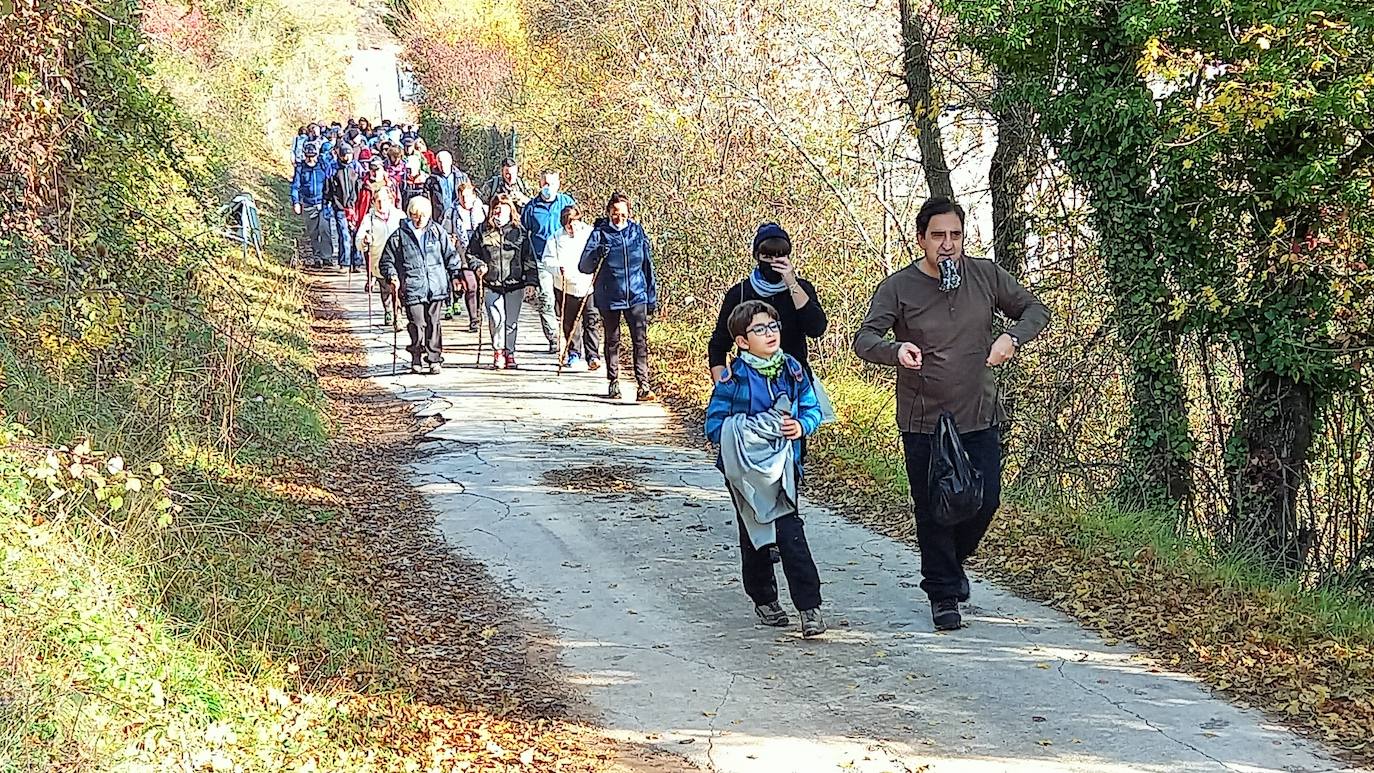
[728,486,822,611]
[404,299,445,365]
[901,427,1003,602]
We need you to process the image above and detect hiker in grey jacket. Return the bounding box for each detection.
[378,196,463,375]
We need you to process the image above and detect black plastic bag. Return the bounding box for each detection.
[927,411,984,526]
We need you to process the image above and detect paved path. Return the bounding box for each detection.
[323,273,1355,773]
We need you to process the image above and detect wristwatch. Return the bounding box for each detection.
[1008,334,1021,348]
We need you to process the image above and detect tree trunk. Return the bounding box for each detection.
[988,81,1034,274]
[1228,368,1317,573]
[899,0,953,199]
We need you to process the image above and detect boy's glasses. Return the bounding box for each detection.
[747,321,782,336]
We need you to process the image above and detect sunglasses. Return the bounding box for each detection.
[746,321,782,337]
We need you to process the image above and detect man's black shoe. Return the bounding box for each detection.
[932,599,962,631]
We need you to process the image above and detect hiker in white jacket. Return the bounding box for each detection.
[544,206,601,370]
[355,187,404,327]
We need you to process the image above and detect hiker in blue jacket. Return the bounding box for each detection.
[704,299,826,636]
[521,169,575,354]
[290,142,331,268]
[579,192,657,402]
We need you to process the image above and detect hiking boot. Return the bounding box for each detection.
[754,602,789,627]
[504,352,519,370]
[410,362,425,375]
[565,353,583,370]
[467,321,480,333]
[492,351,507,370]
[587,359,602,372]
[607,381,622,400]
[931,599,962,631]
[800,608,827,638]
[382,310,394,327]
[429,362,443,375]
[636,387,659,403]
[443,308,453,320]
[548,341,559,355]
[350,265,360,274]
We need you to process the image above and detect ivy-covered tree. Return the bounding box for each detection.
[948,0,1374,571]
[945,0,1196,508]
[1150,2,1374,571]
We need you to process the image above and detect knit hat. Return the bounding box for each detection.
[752,222,791,256]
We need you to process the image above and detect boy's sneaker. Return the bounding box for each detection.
[754,602,789,627]
[504,352,519,370]
[800,608,827,638]
[931,599,962,631]
[492,351,507,370]
[607,381,622,400]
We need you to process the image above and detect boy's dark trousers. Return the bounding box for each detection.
[727,485,822,611]
[901,427,1003,603]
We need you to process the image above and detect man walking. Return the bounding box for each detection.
[481,158,532,211]
[326,143,363,273]
[853,197,1050,631]
[521,169,576,353]
[290,142,331,268]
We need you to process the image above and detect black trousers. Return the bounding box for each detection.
[404,299,445,365]
[901,427,1003,602]
[602,304,649,386]
[555,289,602,361]
[729,486,822,611]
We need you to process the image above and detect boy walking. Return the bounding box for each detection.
[705,300,827,637]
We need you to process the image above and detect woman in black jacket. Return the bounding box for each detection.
[378,196,463,375]
[467,193,538,370]
[707,222,827,381]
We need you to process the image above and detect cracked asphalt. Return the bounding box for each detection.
[323,273,1357,773]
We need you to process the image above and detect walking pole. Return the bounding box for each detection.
[390,282,400,376]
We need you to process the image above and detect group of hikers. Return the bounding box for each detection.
[289,118,1052,636]
[289,117,657,400]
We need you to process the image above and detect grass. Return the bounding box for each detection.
[648,315,1374,761]
[0,227,402,768]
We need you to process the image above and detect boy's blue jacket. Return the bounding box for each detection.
[704,354,822,475]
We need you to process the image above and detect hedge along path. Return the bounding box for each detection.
[301,286,695,772]
[647,330,1374,768]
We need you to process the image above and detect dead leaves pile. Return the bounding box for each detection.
[648,339,1374,767]
[540,466,650,498]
